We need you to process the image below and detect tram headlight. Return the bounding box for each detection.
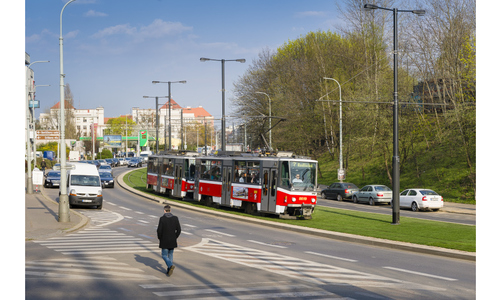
[292,197,297,202]
[312,198,316,203]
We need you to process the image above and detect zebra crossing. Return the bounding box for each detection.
[184,238,406,288]
[139,282,353,299]
[32,227,160,255]
[26,256,161,280]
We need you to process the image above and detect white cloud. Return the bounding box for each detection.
[138,19,192,38]
[65,30,80,39]
[92,24,137,38]
[91,19,192,41]
[85,10,108,17]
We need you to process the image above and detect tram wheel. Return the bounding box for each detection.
[244,202,257,215]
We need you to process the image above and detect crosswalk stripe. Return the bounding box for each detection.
[26,256,162,280]
[185,238,405,288]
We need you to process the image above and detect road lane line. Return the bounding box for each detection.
[205,229,235,237]
[305,251,358,262]
[247,240,287,249]
[383,266,458,281]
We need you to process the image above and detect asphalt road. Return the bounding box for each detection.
[316,198,476,226]
[26,166,475,299]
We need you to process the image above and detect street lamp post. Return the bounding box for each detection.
[58,0,76,223]
[143,96,168,153]
[152,80,187,151]
[200,57,245,152]
[25,61,49,194]
[363,3,425,225]
[255,92,272,150]
[322,77,343,182]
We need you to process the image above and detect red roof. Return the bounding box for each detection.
[182,106,212,118]
[51,100,75,110]
[159,98,182,110]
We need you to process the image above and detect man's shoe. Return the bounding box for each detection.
[167,265,175,276]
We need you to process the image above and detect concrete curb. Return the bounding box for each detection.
[39,188,90,235]
[118,171,475,262]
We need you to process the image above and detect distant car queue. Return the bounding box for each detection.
[42,156,145,190]
[320,182,443,212]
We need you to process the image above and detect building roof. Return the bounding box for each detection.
[159,98,183,110]
[50,100,75,110]
[183,106,212,118]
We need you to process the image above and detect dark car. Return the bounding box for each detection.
[105,158,117,167]
[321,182,359,201]
[44,171,61,188]
[127,158,142,168]
[99,171,114,188]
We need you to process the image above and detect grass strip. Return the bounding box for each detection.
[123,168,475,252]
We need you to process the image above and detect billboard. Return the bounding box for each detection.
[103,135,122,148]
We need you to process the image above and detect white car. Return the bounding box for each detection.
[399,188,443,212]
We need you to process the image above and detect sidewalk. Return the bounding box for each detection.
[25,187,88,241]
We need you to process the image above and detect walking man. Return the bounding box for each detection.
[157,205,181,276]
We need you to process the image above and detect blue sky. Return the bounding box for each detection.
[24,0,346,122]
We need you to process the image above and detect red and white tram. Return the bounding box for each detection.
[146,151,198,198]
[146,151,318,219]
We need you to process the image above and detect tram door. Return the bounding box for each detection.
[221,161,232,206]
[173,160,183,198]
[156,157,163,193]
[261,168,277,213]
[193,160,200,201]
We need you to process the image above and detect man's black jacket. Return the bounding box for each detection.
[157,213,181,249]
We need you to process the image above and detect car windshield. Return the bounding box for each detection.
[374,186,391,191]
[71,175,100,187]
[47,172,60,177]
[420,190,438,195]
[99,172,112,178]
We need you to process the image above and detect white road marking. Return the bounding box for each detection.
[247,240,287,249]
[383,266,458,281]
[305,251,358,262]
[205,229,235,237]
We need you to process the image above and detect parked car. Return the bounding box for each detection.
[399,188,444,212]
[44,171,61,188]
[353,185,392,205]
[321,182,359,201]
[127,158,142,168]
[99,171,114,188]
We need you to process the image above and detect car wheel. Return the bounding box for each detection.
[353,196,358,203]
[321,192,327,200]
[369,197,375,206]
[411,202,419,212]
[337,194,342,201]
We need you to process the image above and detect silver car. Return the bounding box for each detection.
[353,185,392,205]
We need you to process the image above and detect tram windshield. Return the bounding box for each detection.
[280,161,317,191]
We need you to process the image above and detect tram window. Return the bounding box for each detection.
[163,159,174,176]
[280,161,291,188]
[263,171,268,196]
[271,170,277,197]
[234,161,246,182]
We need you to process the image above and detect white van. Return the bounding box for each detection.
[69,151,80,161]
[67,163,103,209]
[140,150,152,162]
